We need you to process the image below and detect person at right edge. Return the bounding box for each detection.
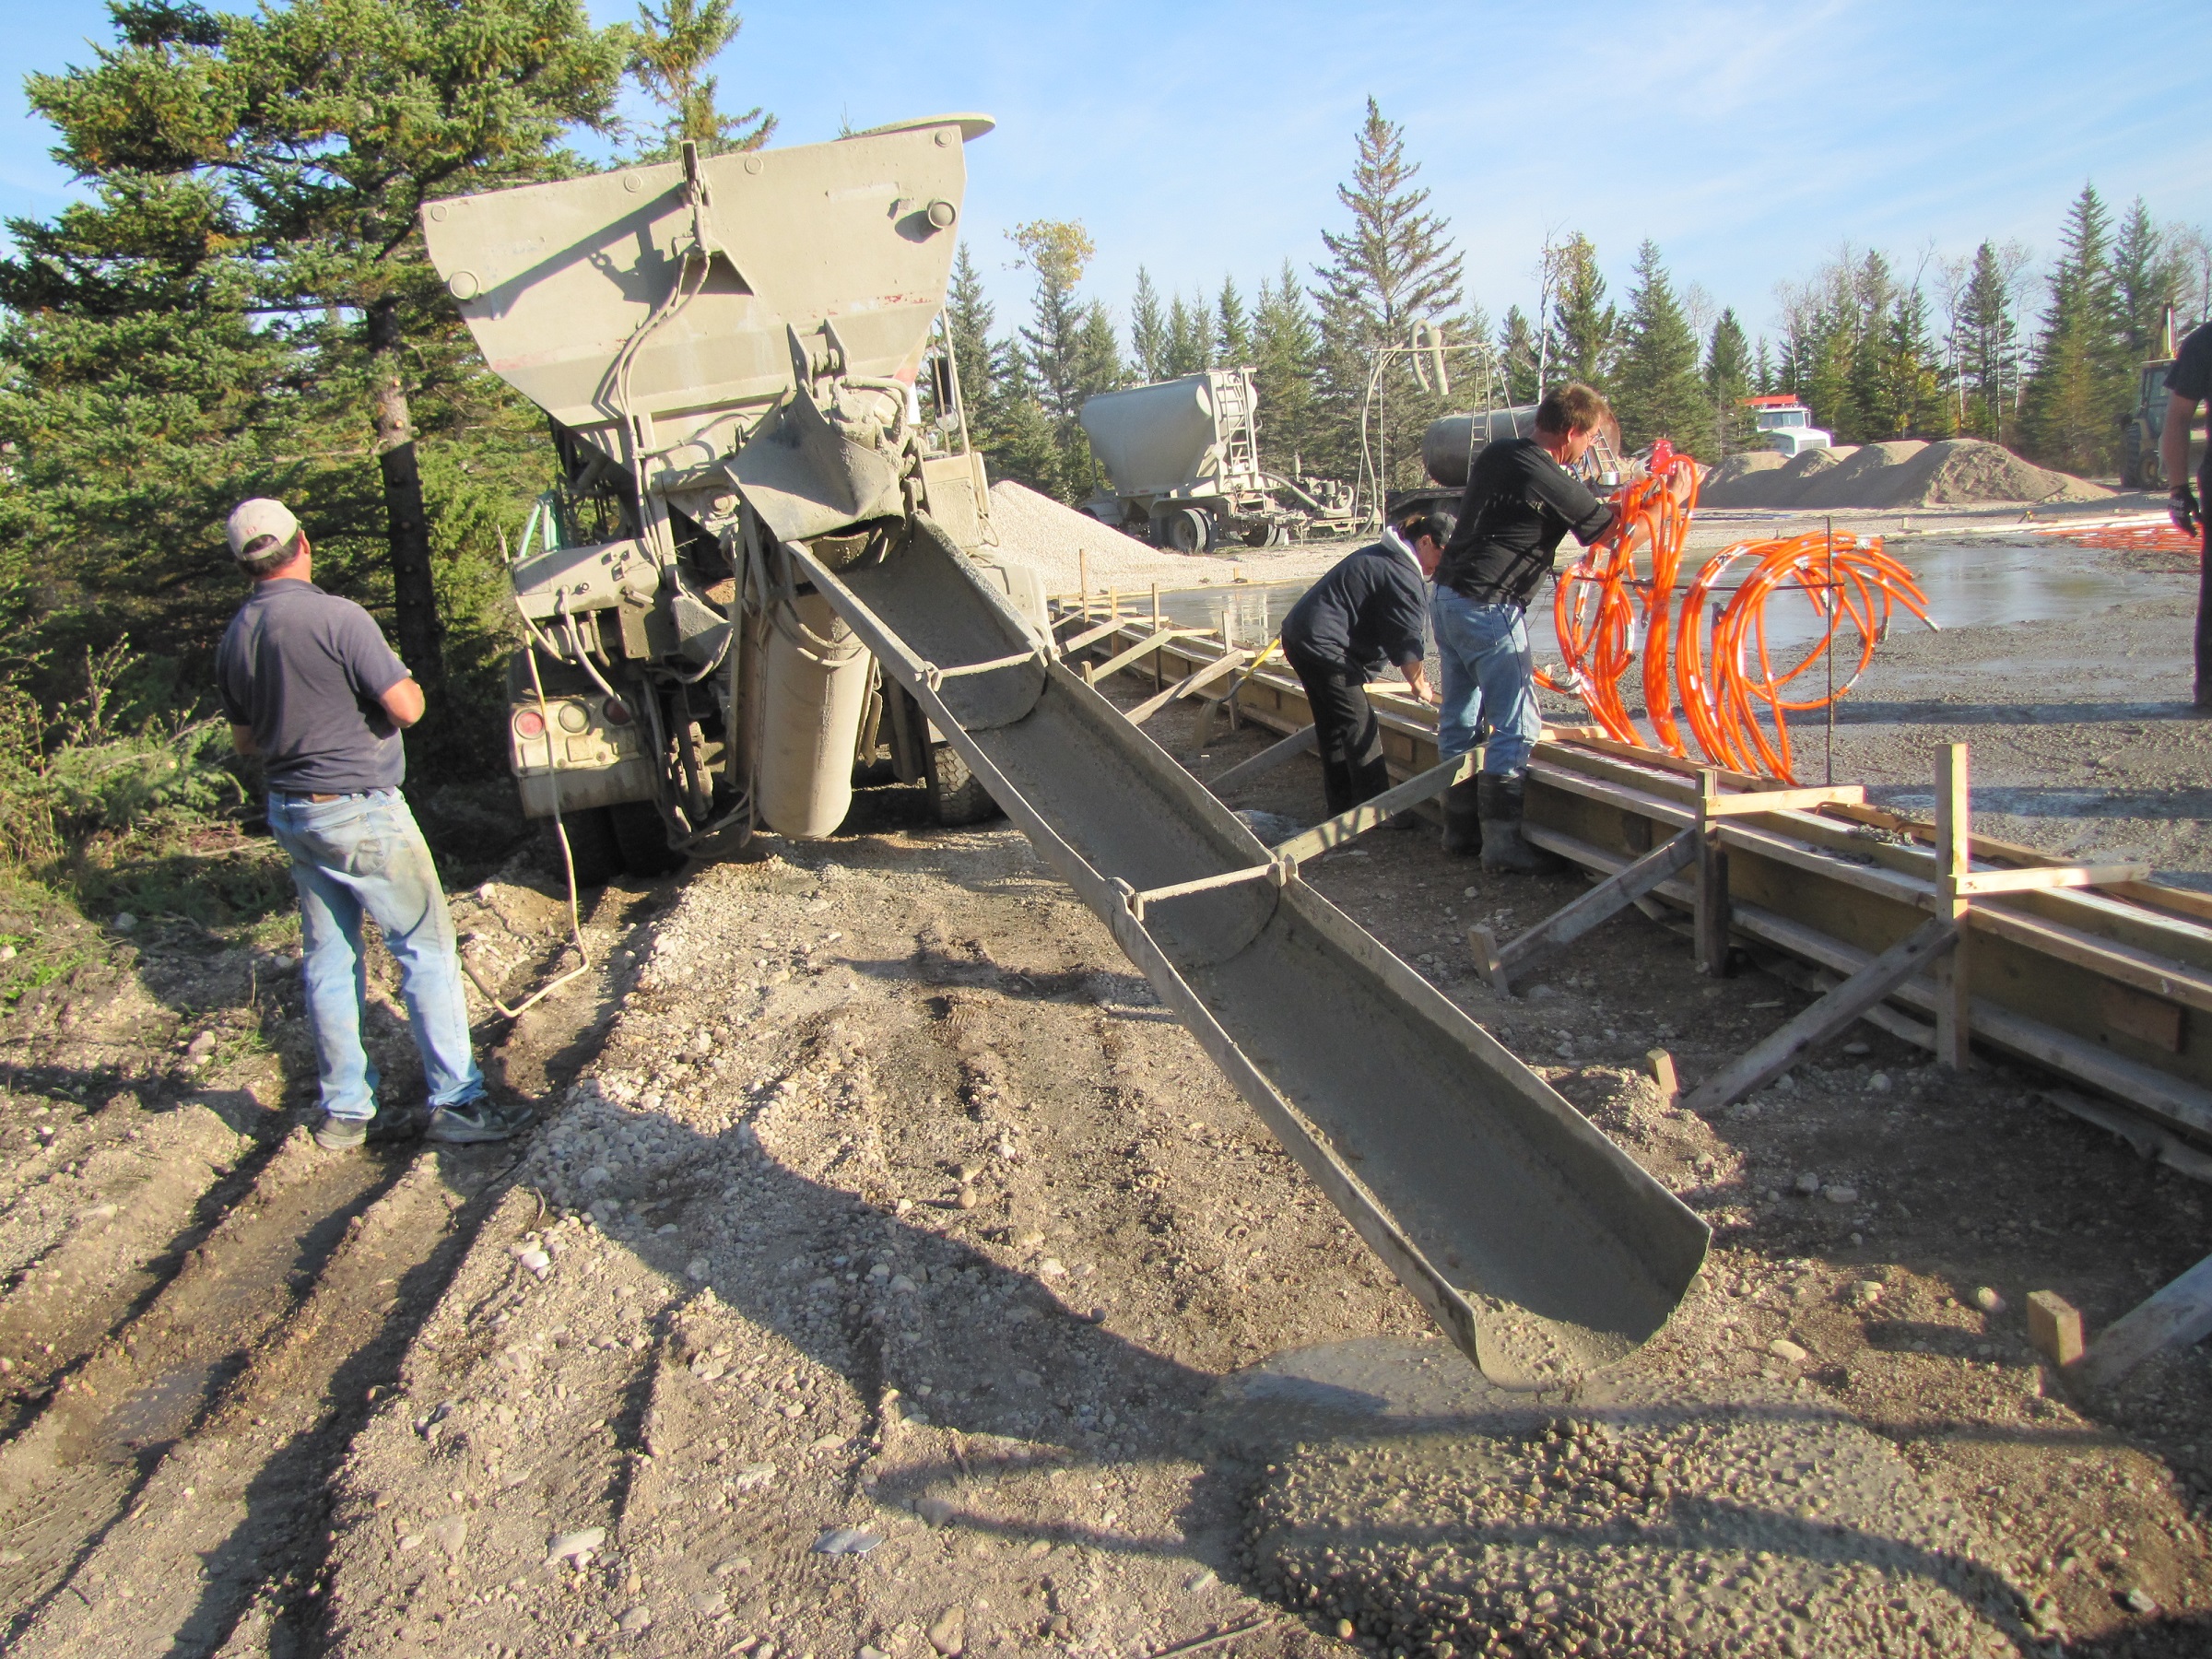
[2162,321,2212,706]
[1432,383,1618,869]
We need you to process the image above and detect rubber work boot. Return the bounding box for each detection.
[1440,776,1483,856]
[1477,773,1545,875]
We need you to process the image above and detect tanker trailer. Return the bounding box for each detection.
[1078,369,1354,552]
[428,117,1023,877]
[421,116,1705,1383]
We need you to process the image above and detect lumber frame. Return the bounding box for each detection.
[1936,744,1972,1069]
[1055,601,2212,1143]
[1695,771,1732,978]
[2073,1250,2212,1391]
[1126,649,1248,725]
[1206,724,1317,794]
[1084,626,1192,687]
[1679,916,1962,1116]
[1474,829,1697,992]
[1270,753,1474,867]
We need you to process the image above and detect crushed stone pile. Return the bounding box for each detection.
[1700,439,2110,511]
[984,479,1248,590]
[1243,1382,2031,1658]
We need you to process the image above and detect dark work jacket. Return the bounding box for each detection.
[1279,535,1428,680]
[1435,437,1616,609]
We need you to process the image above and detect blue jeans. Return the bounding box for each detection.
[1431,588,1542,777]
[266,789,483,1123]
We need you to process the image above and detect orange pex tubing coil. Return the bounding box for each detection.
[1535,453,1933,783]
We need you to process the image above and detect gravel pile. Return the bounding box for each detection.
[1701,440,2109,511]
[1241,1382,2031,1658]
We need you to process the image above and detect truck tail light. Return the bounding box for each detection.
[513,708,547,738]
[603,698,633,726]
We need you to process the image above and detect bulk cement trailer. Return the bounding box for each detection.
[419,114,1705,1383]
[1077,370,1356,552]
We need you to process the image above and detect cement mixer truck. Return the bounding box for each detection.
[429,118,1029,877]
[1077,369,1356,551]
[420,115,1705,1384]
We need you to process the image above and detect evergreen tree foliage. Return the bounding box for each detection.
[1702,309,1757,456]
[943,241,995,428]
[628,0,772,159]
[1498,304,1541,403]
[1611,241,1707,453]
[6,0,625,730]
[1545,235,1616,395]
[1217,277,1253,367]
[1311,98,1465,493]
[998,219,1121,502]
[1753,336,1774,396]
[1129,266,1169,382]
[1163,294,1210,377]
[1253,261,1323,475]
[2021,184,2129,473]
[2112,197,2183,359]
[1955,242,2018,441]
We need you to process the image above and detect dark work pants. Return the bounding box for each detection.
[1288,650,1391,816]
[2199,524,2212,705]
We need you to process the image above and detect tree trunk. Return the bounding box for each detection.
[367,295,445,699]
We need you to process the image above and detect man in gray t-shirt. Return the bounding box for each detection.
[219,498,524,1150]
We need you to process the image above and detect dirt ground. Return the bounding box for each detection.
[4,550,2212,1657]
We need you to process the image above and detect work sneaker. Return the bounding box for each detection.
[425,1100,528,1145]
[313,1112,371,1151]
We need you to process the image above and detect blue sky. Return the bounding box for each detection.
[6,0,2210,352]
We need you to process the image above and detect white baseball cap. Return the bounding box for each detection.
[225,497,300,564]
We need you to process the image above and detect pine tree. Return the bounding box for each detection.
[1957,242,2018,441]
[2112,197,2183,360]
[1163,294,1210,377]
[1702,309,1757,456]
[1612,241,1707,453]
[628,0,773,160]
[1310,98,1465,492]
[1498,305,1541,404]
[14,0,626,703]
[943,242,995,428]
[1753,336,1774,396]
[2021,184,2128,473]
[1846,252,1899,441]
[1547,234,1615,394]
[1253,264,1324,476]
[1129,267,1169,382]
[1217,278,1253,367]
[1005,219,1119,501]
[1875,287,1952,440]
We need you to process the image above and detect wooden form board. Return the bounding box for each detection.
[1059,605,2212,1140]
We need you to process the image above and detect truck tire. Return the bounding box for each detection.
[609,799,687,877]
[1160,506,1212,553]
[2122,424,2159,489]
[927,742,999,827]
[543,805,621,888]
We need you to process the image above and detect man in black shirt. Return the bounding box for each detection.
[1278,507,1453,816]
[2161,322,2212,706]
[1431,383,1618,869]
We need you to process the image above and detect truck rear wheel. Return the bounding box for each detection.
[544,805,621,888]
[927,742,999,827]
[609,799,687,877]
[2122,425,2160,489]
[1159,507,1212,553]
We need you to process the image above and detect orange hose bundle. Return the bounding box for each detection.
[2044,522,2201,555]
[1536,453,1932,783]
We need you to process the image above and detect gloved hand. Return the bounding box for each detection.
[2174,484,2203,538]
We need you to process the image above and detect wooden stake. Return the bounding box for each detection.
[1936,742,1972,1069]
[1079,550,1090,621]
[1695,769,1731,977]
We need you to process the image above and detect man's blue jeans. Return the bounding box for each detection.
[266,789,483,1123]
[1431,587,1542,776]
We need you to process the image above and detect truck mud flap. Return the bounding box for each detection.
[789,517,1708,1387]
